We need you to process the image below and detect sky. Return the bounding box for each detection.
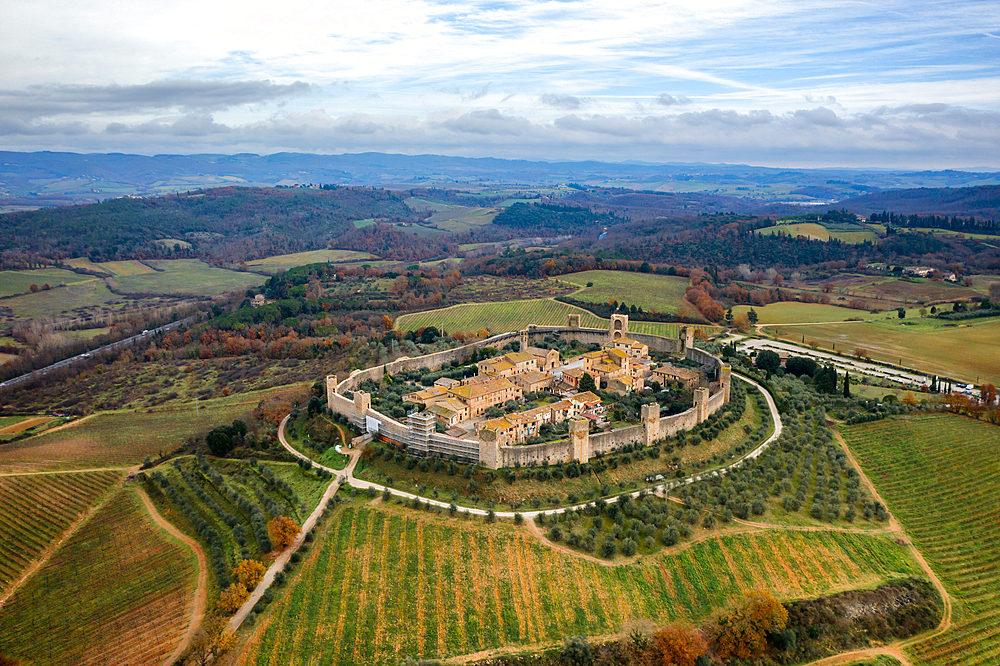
[2,0,999,168]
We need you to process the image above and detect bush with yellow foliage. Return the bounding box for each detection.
[218,582,249,615]
[712,590,788,660]
[233,558,266,590]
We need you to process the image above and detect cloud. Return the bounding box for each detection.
[540,94,583,110]
[656,94,690,107]
[0,79,313,118]
[439,109,533,135]
[793,107,844,127]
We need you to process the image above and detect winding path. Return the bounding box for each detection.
[136,486,209,666]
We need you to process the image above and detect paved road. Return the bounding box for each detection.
[732,336,937,388]
[0,317,195,391]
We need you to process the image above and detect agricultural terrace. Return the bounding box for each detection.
[0,414,67,441]
[0,267,89,297]
[109,259,266,296]
[0,487,198,666]
[842,415,1000,666]
[233,502,919,666]
[770,318,1000,385]
[0,389,289,473]
[0,470,122,592]
[246,249,376,274]
[144,455,330,595]
[394,298,717,338]
[556,270,691,314]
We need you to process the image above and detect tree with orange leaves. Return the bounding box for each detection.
[713,591,788,660]
[650,623,707,666]
[268,515,299,550]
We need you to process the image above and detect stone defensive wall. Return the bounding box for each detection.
[325,321,731,469]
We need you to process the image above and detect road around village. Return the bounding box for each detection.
[227,369,953,666]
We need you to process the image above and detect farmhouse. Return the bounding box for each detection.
[652,363,701,389]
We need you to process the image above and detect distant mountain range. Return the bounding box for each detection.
[2,150,999,210]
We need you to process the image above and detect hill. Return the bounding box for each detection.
[844,184,1000,220]
[0,186,422,264]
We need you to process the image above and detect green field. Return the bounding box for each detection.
[771,317,1000,385]
[0,470,122,592]
[0,275,123,320]
[757,223,877,244]
[0,487,197,666]
[395,298,605,334]
[109,259,265,296]
[246,249,377,274]
[0,268,90,298]
[842,415,1000,666]
[234,502,917,665]
[732,302,876,324]
[557,270,691,314]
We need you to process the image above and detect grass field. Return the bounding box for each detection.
[557,270,691,314]
[826,275,980,305]
[842,415,1000,666]
[770,318,1000,385]
[0,487,197,666]
[394,298,718,338]
[247,249,377,274]
[405,197,499,233]
[233,502,918,665]
[0,275,123,320]
[0,268,91,298]
[108,259,265,296]
[732,302,875,324]
[0,387,300,473]
[0,470,122,592]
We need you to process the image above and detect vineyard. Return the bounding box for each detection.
[0,487,197,666]
[394,298,717,339]
[395,298,604,334]
[842,415,1000,666]
[234,503,918,666]
[0,470,122,593]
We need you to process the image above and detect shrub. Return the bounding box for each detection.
[233,558,266,590]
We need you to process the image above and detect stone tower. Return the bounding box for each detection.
[569,418,591,463]
[694,387,710,423]
[641,402,660,446]
[567,313,581,328]
[326,375,337,411]
[720,363,732,402]
[609,314,628,342]
[478,428,501,469]
[352,390,371,430]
